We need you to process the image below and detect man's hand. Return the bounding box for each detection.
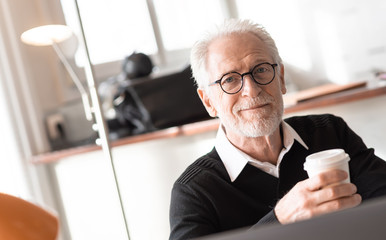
[274,169,362,224]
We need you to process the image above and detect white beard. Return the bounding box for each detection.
[219,94,283,138]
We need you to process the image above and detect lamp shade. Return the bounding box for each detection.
[21,24,78,59]
[21,24,73,46]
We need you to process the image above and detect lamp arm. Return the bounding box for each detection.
[51,42,93,121]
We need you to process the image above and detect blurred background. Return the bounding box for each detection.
[0,0,385,239]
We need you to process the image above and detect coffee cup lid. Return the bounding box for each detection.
[304,149,350,170]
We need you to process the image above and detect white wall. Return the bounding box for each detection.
[284,94,386,160]
[237,0,386,89]
[0,0,73,153]
[0,2,75,240]
[54,130,216,240]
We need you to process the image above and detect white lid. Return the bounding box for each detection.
[304,149,350,170]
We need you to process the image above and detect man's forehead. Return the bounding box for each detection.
[206,33,272,75]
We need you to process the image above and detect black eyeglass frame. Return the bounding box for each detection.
[208,62,278,94]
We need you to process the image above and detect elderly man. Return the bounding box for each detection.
[169,19,386,240]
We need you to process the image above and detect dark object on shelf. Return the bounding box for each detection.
[109,65,210,139]
[122,52,154,79]
[111,83,156,138]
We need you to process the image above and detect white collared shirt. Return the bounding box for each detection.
[215,121,309,182]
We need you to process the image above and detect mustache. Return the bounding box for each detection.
[233,95,274,113]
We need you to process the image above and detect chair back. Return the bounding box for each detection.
[0,192,59,240]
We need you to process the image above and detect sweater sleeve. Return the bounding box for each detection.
[248,209,279,231]
[335,116,386,200]
[257,209,279,224]
[256,209,279,225]
[170,182,280,240]
[169,182,218,240]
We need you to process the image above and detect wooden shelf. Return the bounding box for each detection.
[284,83,386,114]
[31,82,386,164]
[30,118,220,164]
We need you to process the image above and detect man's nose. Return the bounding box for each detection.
[241,74,262,96]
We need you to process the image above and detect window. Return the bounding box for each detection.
[60,0,157,65]
[236,0,312,71]
[60,0,226,69]
[153,0,224,51]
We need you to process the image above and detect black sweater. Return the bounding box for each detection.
[169,114,386,240]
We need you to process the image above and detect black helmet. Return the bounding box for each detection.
[122,52,153,79]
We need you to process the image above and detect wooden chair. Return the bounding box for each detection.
[0,192,59,240]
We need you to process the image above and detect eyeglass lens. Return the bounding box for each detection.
[220,63,275,94]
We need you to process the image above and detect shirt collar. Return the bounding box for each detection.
[282,121,308,150]
[215,121,308,182]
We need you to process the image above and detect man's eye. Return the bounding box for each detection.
[255,67,267,73]
[223,76,235,83]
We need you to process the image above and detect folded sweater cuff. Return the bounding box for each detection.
[249,209,280,230]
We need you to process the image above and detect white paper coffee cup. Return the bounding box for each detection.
[304,149,351,183]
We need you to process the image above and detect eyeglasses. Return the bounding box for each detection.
[208,62,278,94]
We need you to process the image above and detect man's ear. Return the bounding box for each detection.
[279,64,287,95]
[197,88,217,117]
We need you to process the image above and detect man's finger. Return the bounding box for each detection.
[312,183,357,204]
[306,169,349,191]
[313,194,362,216]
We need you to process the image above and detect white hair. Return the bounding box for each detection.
[190,19,282,91]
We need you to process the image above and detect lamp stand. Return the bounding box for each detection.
[51,42,93,121]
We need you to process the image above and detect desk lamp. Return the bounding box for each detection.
[21,23,130,240]
[21,24,92,121]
